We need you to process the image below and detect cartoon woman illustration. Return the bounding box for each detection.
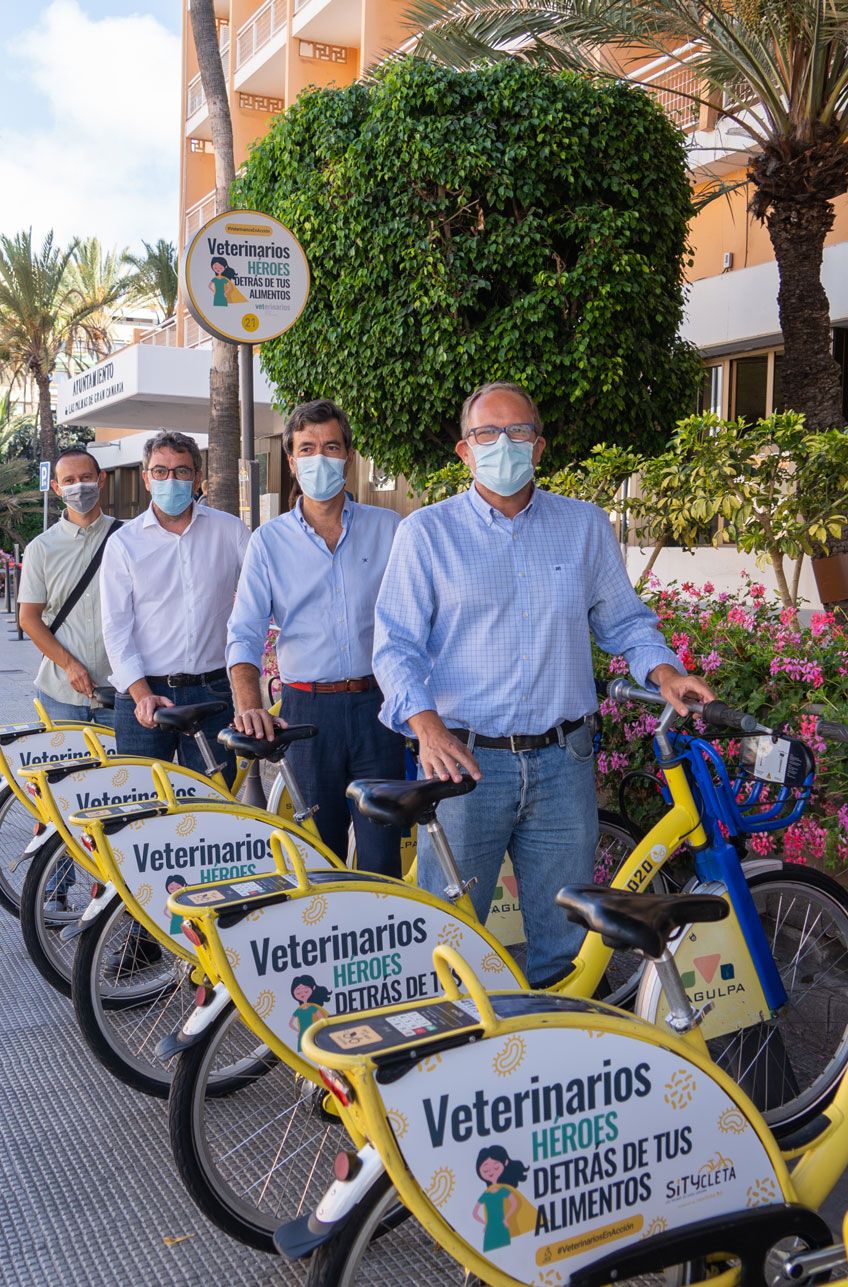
[209,256,237,306]
[472,1146,534,1253]
[289,975,332,1051]
[164,875,188,936]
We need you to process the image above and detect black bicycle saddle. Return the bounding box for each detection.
[347,776,476,829]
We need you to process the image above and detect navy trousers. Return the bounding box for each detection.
[279,685,404,877]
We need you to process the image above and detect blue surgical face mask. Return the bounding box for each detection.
[296,454,346,502]
[471,435,535,496]
[150,478,194,516]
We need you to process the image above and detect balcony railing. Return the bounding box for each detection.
[184,314,212,349]
[637,45,702,133]
[186,26,230,119]
[185,191,216,245]
[186,71,206,119]
[236,0,285,68]
[138,319,178,348]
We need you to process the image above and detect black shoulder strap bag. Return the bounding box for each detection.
[48,518,123,637]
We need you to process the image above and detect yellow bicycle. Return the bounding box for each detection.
[280,887,848,1286]
[160,687,848,1252]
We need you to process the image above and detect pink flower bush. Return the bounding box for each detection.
[594,576,848,872]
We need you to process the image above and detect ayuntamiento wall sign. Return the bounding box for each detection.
[182,210,310,344]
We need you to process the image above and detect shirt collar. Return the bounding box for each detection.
[59,510,109,539]
[294,494,354,534]
[466,482,537,527]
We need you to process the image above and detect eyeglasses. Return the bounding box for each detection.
[464,423,538,445]
[148,465,196,481]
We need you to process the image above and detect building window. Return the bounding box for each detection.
[697,364,722,414]
[732,354,768,422]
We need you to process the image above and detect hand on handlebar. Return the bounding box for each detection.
[649,664,716,717]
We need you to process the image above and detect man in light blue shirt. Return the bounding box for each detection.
[227,400,405,875]
[373,381,714,985]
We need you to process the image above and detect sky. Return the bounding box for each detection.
[0,0,182,254]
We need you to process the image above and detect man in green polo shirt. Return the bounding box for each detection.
[18,446,116,727]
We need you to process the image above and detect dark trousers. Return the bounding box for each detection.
[280,685,405,877]
[114,677,237,786]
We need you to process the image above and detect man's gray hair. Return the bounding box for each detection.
[282,400,352,456]
[460,383,542,438]
[143,430,203,472]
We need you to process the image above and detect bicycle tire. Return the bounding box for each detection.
[594,809,665,1008]
[19,833,87,995]
[72,895,275,1098]
[0,785,40,917]
[640,863,848,1136]
[169,1001,348,1251]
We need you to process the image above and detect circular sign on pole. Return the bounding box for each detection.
[182,210,310,344]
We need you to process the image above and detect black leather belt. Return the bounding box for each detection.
[146,668,228,688]
[451,719,583,752]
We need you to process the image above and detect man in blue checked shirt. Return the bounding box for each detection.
[226,399,405,876]
[373,381,714,986]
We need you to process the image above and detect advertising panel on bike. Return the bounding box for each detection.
[199,885,523,1062]
[2,728,114,781]
[364,1022,786,1283]
[83,808,336,947]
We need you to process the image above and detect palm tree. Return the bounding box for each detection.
[0,457,43,547]
[0,230,126,463]
[123,239,179,320]
[189,0,240,517]
[67,237,132,360]
[406,0,848,435]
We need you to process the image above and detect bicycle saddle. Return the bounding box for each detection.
[556,885,728,959]
[153,702,229,735]
[92,685,116,709]
[347,776,476,828]
[218,725,318,761]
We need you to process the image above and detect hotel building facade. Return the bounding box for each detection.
[56,2,848,601]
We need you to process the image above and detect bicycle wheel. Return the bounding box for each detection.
[169,1002,348,1251]
[593,809,653,1007]
[19,834,91,996]
[305,1173,460,1286]
[709,866,848,1135]
[0,785,39,917]
[71,894,207,1097]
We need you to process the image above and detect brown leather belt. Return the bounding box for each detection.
[451,719,583,752]
[285,676,378,694]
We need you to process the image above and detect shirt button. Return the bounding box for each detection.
[523,611,528,618]
[523,654,528,660]
[519,572,525,578]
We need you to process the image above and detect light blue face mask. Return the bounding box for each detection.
[296,454,346,502]
[471,435,535,497]
[150,478,194,516]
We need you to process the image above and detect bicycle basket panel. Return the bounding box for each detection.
[376,1025,786,1285]
[209,888,522,1064]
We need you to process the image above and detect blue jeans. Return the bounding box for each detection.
[280,685,405,877]
[35,689,115,729]
[114,677,237,785]
[417,724,599,986]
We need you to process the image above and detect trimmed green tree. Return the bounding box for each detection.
[234,58,700,481]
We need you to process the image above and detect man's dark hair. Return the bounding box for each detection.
[282,400,353,456]
[54,446,102,476]
[143,430,203,473]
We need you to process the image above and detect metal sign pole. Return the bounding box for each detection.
[238,343,259,532]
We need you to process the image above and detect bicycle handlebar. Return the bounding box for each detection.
[607,679,760,732]
[701,700,759,734]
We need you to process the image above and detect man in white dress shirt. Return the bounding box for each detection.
[100,430,249,782]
